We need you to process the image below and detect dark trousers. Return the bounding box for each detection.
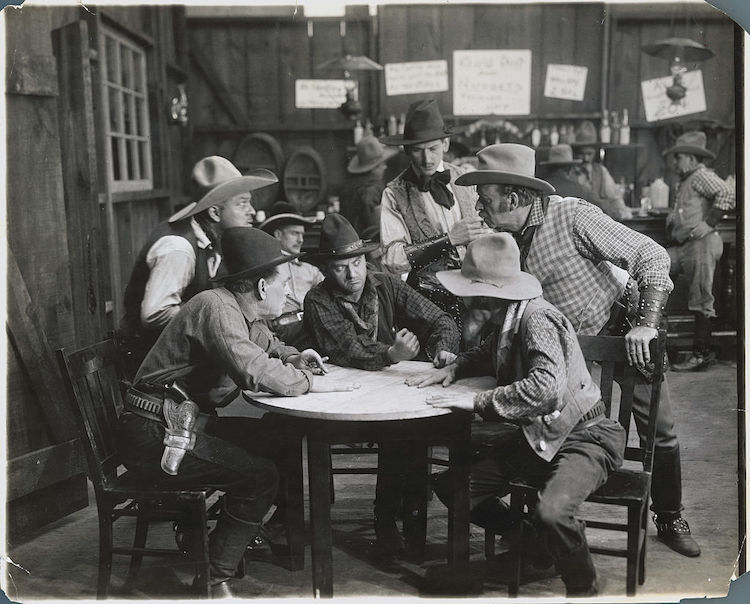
[471,420,625,589]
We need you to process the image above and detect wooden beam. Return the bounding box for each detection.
[189,48,249,126]
[6,53,59,97]
[7,440,86,501]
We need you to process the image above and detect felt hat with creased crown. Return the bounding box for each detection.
[169,156,278,223]
[380,99,454,146]
[570,120,605,149]
[437,232,542,301]
[538,144,582,167]
[347,136,399,174]
[259,201,316,233]
[211,226,300,283]
[662,131,716,159]
[454,144,555,194]
[306,213,379,264]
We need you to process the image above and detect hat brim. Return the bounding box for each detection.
[169,171,278,223]
[259,213,316,232]
[455,170,555,194]
[306,240,381,264]
[380,127,454,147]
[436,269,542,301]
[662,145,716,159]
[211,252,302,284]
[347,147,399,174]
[539,159,582,167]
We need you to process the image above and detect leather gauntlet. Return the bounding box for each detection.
[404,234,452,272]
[160,382,199,476]
[634,285,670,330]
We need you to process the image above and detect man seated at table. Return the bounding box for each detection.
[408,233,626,597]
[259,200,323,349]
[119,226,357,597]
[303,213,460,560]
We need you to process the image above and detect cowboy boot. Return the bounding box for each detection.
[208,511,264,590]
[673,313,717,371]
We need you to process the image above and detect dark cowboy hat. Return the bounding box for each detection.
[347,136,399,174]
[570,120,605,149]
[169,156,278,223]
[306,213,380,264]
[538,144,582,167]
[455,144,555,194]
[380,99,454,146]
[211,226,300,283]
[662,131,716,159]
[437,233,542,301]
[258,201,316,233]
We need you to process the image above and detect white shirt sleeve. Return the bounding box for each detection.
[140,235,196,329]
[380,186,413,274]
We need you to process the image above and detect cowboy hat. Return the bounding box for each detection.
[211,226,300,283]
[538,144,582,167]
[380,99,454,146]
[306,213,380,264]
[436,233,542,301]
[259,201,316,233]
[454,144,555,194]
[570,120,605,149]
[169,156,278,223]
[347,136,399,174]
[662,131,716,159]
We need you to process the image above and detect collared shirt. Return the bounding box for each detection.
[277,253,323,313]
[136,288,312,409]
[141,219,221,328]
[303,271,460,371]
[677,163,735,211]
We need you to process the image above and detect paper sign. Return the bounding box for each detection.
[640,70,707,122]
[453,50,532,116]
[544,64,588,101]
[384,60,449,96]
[295,79,353,109]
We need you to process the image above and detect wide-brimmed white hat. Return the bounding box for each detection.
[436,233,542,301]
[455,144,555,194]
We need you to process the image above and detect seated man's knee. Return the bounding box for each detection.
[535,495,570,531]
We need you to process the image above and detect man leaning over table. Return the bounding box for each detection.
[303,213,460,561]
[408,233,626,597]
[452,143,700,557]
[118,226,357,598]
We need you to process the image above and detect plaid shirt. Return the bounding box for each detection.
[519,196,672,335]
[303,271,459,371]
[682,164,735,211]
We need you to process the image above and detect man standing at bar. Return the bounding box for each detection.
[663,131,735,371]
[453,143,701,558]
[380,98,490,335]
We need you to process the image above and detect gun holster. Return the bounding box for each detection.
[160,383,199,476]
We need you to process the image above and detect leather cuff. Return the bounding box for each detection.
[635,285,670,329]
[404,234,452,271]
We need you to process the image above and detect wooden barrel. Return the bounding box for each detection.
[232,132,284,210]
[282,146,328,213]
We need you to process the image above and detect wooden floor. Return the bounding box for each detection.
[3,360,741,602]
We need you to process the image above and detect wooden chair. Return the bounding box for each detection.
[57,339,222,599]
[485,331,667,597]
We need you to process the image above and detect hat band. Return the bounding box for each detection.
[325,240,366,255]
[470,278,507,289]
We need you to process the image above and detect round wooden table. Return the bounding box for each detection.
[242,361,495,598]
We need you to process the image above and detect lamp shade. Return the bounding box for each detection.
[641,37,714,63]
[316,54,384,72]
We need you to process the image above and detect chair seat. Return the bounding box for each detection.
[588,469,650,506]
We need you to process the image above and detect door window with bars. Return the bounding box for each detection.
[99,26,153,192]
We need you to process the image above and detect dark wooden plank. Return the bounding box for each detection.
[6,53,59,96]
[307,438,334,597]
[7,440,86,501]
[279,19,312,124]
[246,20,281,125]
[310,18,346,128]
[189,47,248,126]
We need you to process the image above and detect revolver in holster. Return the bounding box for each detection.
[160,382,199,476]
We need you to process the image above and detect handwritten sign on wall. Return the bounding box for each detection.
[453,50,531,116]
[544,64,588,101]
[641,70,707,122]
[385,60,449,96]
[295,79,352,109]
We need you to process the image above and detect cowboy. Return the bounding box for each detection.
[119,227,358,597]
[121,156,277,371]
[408,233,626,597]
[663,131,735,371]
[536,144,593,200]
[380,98,491,337]
[340,135,399,236]
[452,143,701,558]
[259,201,323,349]
[571,121,632,220]
[303,213,460,560]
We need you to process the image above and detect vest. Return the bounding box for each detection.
[122,220,213,338]
[524,197,625,336]
[667,166,714,243]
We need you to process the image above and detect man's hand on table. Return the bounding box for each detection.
[624,325,657,367]
[405,363,458,388]
[433,350,457,368]
[291,349,329,375]
[387,328,420,362]
[425,392,474,412]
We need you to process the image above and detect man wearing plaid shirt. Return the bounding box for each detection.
[663,131,735,371]
[304,213,460,560]
[455,143,700,558]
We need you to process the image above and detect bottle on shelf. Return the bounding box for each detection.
[387,114,398,136]
[353,119,364,145]
[599,111,611,144]
[620,109,631,145]
[549,124,560,146]
[398,113,406,134]
[363,119,373,138]
[541,125,550,147]
[610,111,621,145]
[480,127,487,148]
[530,122,542,148]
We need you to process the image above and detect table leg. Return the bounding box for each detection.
[307,437,333,598]
[283,435,306,571]
[447,418,471,569]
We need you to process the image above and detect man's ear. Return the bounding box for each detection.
[207,205,222,223]
[441,138,451,153]
[255,278,267,300]
[508,191,520,210]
